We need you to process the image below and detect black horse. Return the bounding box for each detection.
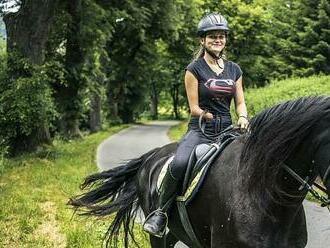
[69,96,330,248]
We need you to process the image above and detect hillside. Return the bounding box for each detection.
[243,75,330,117]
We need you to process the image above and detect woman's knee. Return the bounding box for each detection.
[169,156,190,180]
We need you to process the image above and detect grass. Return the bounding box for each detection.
[0,125,151,248]
[167,121,188,142]
[243,74,330,117]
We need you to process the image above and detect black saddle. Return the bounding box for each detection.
[179,125,242,203]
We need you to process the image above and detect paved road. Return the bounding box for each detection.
[97,121,330,248]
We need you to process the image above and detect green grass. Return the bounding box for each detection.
[0,125,151,248]
[243,74,330,117]
[167,121,188,142]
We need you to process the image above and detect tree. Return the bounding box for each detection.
[48,0,112,137]
[282,0,330,77]
[104,0,181,123]
[309,0,330,74]
[0,0,61,154]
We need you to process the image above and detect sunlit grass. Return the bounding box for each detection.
[167,121,188,142]
[0,125,153,248]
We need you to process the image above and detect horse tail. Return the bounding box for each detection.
[68,147,160,248]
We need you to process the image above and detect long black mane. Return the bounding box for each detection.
[240,96,330,209]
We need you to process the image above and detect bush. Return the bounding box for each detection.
[242,75,330,118]
[0,55,60,153]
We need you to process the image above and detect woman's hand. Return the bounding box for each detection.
[237,116,249,129]
[203,112,214,120]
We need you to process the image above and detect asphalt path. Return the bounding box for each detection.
[96,121,330,248]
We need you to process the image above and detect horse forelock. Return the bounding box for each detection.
[239,96,330,209]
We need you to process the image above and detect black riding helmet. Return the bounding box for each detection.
[197,13,229,37]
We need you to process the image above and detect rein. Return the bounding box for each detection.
[198,111,236,140]
[198,111,221,139]
[282,163,330,210]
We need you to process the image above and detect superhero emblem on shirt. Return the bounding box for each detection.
[204,78,235,97]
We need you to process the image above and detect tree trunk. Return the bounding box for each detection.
[90,93,102,133]
[57,0,83,139]
[4,0,60,64]
[171,83,180,119]
[150,80,158,120]
[3,0,60,153]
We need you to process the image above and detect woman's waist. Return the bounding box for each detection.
[188,115,232,130]
[189,113,232,121]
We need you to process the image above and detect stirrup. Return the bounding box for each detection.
[143,209,168,238]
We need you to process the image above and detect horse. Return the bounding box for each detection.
[69,96,330,248]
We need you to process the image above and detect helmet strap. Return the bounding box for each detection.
[204,46,223,69]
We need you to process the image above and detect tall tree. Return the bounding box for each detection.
[0,0,61,153]
[105,0,181,123]
[308,0,330,74]
[55,0,84,138]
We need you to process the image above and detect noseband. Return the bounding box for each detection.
[283,163,330,210]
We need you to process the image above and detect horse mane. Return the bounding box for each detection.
[239,96,330,210]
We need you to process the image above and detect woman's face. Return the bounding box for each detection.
[201,30,227,55]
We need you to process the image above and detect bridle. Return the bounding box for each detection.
[283,162,330,210]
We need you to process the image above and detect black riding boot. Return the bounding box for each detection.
[143,167,178,237]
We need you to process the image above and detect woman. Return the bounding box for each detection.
[143,13,249,238]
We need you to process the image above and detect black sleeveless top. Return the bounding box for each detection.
[186,57,242,117]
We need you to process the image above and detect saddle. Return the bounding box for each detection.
[180,126,241,204]
[157,126,242,204]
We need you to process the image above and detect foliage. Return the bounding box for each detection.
[104,0,183,123]
[0,53,57,153]
[1,0,330,153]
[263,0,330,78]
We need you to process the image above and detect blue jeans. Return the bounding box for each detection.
[169,116,232,180]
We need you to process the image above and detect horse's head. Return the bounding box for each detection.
[282,107,330,207]
[312,109,330,199]
[239,96,330,210]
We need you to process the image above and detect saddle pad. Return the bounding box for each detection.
[176,162,209,205]
[157,155,174,191]
[156,154,209,204]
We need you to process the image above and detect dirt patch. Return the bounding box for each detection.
[34,201,67,247]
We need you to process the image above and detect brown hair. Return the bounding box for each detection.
[193,44,205,61]
[192,44,226,62]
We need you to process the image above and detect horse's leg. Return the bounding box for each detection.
[150,232,178,248]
